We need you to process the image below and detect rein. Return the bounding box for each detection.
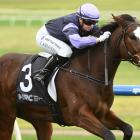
[61,66,112,85]
[61,40,112,86]
[104,38,109,85]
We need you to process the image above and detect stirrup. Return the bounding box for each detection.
[34,76,45,85]
[34,73,45,85]
[34,69,51,85]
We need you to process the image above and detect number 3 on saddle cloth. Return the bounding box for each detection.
[17,52,59,104]
[16,53,65,125]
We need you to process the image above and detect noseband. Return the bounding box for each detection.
[121,23,140,66]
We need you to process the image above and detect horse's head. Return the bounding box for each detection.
[113,14,140,66]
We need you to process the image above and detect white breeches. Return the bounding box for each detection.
[36,25,73,58]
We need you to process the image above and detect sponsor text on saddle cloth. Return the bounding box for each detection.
[16,52,58,105]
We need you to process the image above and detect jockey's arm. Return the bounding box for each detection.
[62,23,97,49]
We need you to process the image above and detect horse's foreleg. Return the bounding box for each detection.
[101,110,133,140]
[77,104,116,140]
[0,118,15,140]
[31,120,53,140]
[0,103,16,140]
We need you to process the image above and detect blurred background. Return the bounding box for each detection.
[0,0,140,140]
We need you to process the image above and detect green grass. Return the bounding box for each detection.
[12,135,37,140]
[52,135,140,140]
[0,0,140,11]
[0,26,40,55]
[12,134,140,140]
[0,19,44,26]
[114,62,140,85]
[112,96,140,130]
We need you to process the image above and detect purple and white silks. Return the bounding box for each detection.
[63,23,97,49]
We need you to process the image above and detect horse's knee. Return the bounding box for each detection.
[122,123,133,140]
[103,128,116,140]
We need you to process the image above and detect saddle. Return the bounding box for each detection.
[16,53,65,125]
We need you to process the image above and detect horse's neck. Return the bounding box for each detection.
[94,29,123,81]
[70,38,121,83]
[90,45,121,82]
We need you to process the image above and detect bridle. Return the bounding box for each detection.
[119,23,140,66]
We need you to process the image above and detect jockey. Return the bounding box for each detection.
[34,3,111,84]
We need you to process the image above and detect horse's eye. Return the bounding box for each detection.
[129,34,137,40]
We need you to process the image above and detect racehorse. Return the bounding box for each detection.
[0,14,140,140]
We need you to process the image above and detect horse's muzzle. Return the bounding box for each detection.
[132,54,140,67]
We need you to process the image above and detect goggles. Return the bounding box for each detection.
[82,19,98,25]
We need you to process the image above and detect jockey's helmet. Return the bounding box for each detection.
[76,3,100,25]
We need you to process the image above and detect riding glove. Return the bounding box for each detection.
[96,31,111,43]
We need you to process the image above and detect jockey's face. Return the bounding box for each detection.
[82,23,93,31]
[79,19,97,31]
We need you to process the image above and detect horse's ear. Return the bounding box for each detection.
[112,14,127,29]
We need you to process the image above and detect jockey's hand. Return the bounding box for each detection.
[96,31,111,43]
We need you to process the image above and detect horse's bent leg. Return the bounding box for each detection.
[101,110,133,140]
[31,120,53,140]
[77,105,116,140]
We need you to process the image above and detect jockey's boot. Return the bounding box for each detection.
[34,54,68,85]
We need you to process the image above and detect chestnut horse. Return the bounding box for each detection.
[0,14,140,140]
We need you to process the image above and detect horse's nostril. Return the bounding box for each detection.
[130,54,140,67]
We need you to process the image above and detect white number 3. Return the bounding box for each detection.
[20,64,33,92]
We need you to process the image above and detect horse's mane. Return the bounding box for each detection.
[100,14,136,33]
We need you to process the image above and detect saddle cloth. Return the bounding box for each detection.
[16,52,58,105]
